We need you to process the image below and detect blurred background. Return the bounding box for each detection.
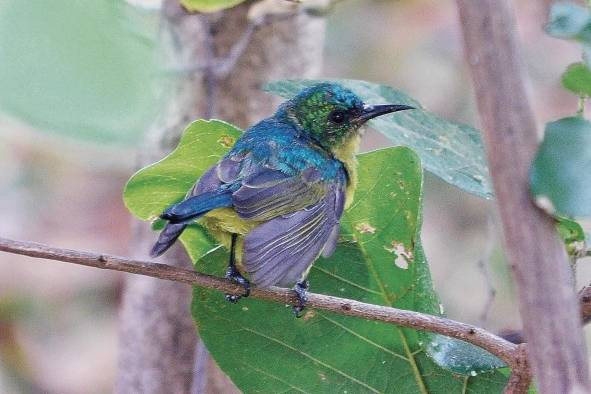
[0,0,589,393]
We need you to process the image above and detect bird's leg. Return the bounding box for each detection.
[225,233,250,303]
[292,279,309,318]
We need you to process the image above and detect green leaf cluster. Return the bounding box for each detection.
[545,2,591,42]
[546,3,591,97]
[124,120,509,393]
[529,4,591,245]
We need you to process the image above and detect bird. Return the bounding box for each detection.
[150,82,414,316]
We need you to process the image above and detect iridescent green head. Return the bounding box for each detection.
[282,83,414,150]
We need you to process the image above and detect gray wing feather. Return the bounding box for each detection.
[184,153,347,288]
[191,156,242,196]
[232,167,325,221]
[243,184,344,287]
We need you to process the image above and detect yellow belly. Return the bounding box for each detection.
[199,208,260,266]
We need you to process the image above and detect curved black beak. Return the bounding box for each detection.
[356,104,415,123]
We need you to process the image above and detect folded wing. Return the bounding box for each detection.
[243,183,345,287]
[153,148,347,288]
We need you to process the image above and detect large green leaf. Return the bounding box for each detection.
[264,79,492,199]
[124,119,508,393]
[180,0,246,12]
[530,117,591,218]
[0,0,161,146]
[191,149,506,393]
[123,119,242,258]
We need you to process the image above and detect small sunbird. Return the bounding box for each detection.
[151,83,414,316]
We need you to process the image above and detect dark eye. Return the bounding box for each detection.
[329,110,346,124]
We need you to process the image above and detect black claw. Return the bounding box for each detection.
[224,265,250,303]
[293,280,309,318]
[225,294,241,303]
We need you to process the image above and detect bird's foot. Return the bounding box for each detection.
[292,280,309,318]
[224,265,250,303]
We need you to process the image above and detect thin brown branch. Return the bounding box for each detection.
[0,236,520,369]
[167,11,298,78]
[503,345,531,394]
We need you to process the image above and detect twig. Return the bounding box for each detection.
[0,236,520,369]
[213,22,257,78]
[503,345,531,394]
[167,10,299,118]
[211,11,297,79]
[168,12,297,78]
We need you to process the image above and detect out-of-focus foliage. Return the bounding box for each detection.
[562,63,591,96]
[0,0,162,146]
[556,217,587,257]
[531,117,591,218]
[180,0,246,12]
[265,79,492,199]
[124,119,508,393]
[545,2,591,41]
[533,3,591,255]
[546,2,591,68]
[537,4,591,219]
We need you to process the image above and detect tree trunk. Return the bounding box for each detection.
[116,1,325,393]
[456,1,590,392]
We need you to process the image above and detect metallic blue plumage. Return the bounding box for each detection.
[151,83,414,313]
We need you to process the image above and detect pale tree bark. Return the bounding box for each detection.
[457,1,590,393]
[116,1,325,393]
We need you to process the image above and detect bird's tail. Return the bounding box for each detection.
[150,190,233,258]
[161,190,233,223]
[150,222,187,258]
